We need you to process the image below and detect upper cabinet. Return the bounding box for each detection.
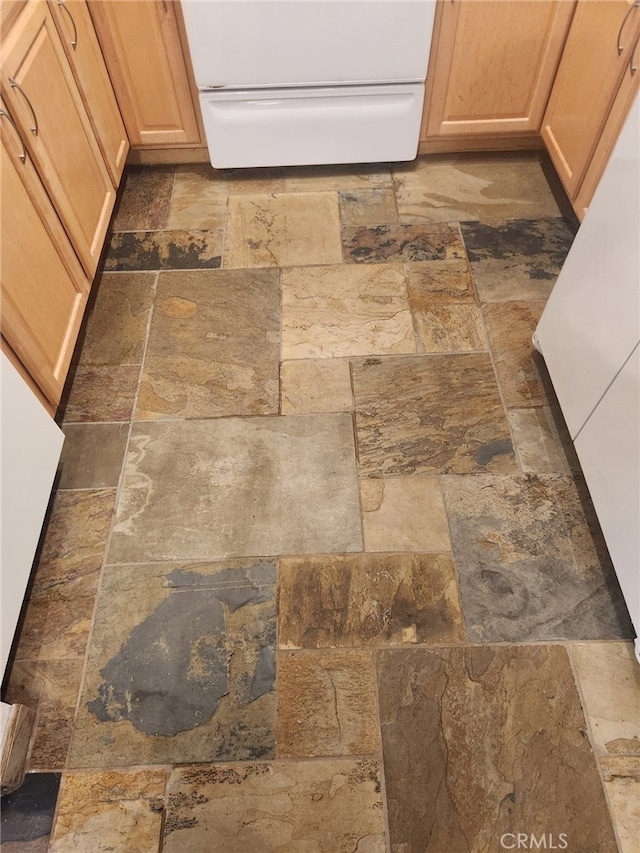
[423,0,575,139]
[541,0,640,207]
[87,0,202,148]
[48,0,128,184]
[0,0,116,276]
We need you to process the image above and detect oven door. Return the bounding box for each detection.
[198,83,425,168]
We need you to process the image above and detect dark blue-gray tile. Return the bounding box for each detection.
[0,772,61,852]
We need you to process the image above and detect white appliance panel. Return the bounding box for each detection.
[181,0,436,88]
[199,83,425,167]
[535,96,640,439]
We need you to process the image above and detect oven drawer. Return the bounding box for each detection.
[198,83,425,168]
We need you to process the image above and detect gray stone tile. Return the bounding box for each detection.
[68,561,277,767]
[108,415,362,563]
[59,423,129,489]
[442,474,634,642]
[377,645,618,852]
[103,230,223,271]
[343,222,465,264]
[0,772,61,852]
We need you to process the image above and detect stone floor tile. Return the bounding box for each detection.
[285,163,392,191]
[167,164,229,230]
[11,490,116,660]
[108,415,361,563]
[338,187,398,226]
[49,770,165,853]
[343,222,465,264]
[392,154,562,223]
[58,423,129,489]
[360,476,451,552]
[483,300,551,408]
[68,561,277,767]
[61,365,141,423]
[570,642,640,756]
[3,661,83,769]
[227,166,285,194]
[280,359,353,414]
[406,259,476,304]
[135,269,280,419]
[224,192,342,268]
[281,264,415,359]
[376,644,618,853]
[103,230,223,272]
[508,406,581,475]
[442,474,634,642]
[0,772,61,852]
[110,166,174,231]
[163,759,386,852]
[600,756,640,853]
[277,650,379,758]
[461,217,574,302]
[77,272,155,367]
[279,553,464,648]
[352,353,516,476]
[412,302,487,353]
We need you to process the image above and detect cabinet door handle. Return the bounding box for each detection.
[0,108,27,162]
[631,38,639,74]
[7,78,38,136]
[57,0,78,50]
[618,0,640,55]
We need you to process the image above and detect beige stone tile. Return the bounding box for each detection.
[509,407,581,475]
[62,364,141,424]
[413,302,488,353]
[281,263,415,359]
[393,154,562,223]
[68,561,277,767]
[135,269,280,420]
[227,167,285,194]
[163,760,386,852]
[570,642,640,756]
[600,756,640,853]
[50,770,165,853]
[360,476,451,553]
[3,660,83,770]
[78,272,155,367]
[352,353,516,476]
[59,423,129,489]
[168,164,229,230]
[338,187,398,226]
[277,650,379,758]
[224,192,342,268]
[406,259,476,304]
[377,645,618,852]
[108,415,362,563]
[279,553,464,648]
[285,163,392,191]
[280,359,353,414]
[483,300,551,408]
[111,166,174,231]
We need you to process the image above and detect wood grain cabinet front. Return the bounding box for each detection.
[48,0,129,185]
[423,0,575,142]
[87,0,201,148]
[0,0,116,277]
[0,108,89,410]
[541,0,640,206]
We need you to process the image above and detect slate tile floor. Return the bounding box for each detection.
[3,153,640,852]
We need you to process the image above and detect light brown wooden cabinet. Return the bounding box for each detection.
[0,0,116,277]
[541,0,640,205]
[48,0,129,185]
[88,0,201,149]
[423,0,575,142]
[0,113,89,410]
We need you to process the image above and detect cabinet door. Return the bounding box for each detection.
[88,0,201,147]
[0,0,116,276]
[423,0,574,138]
[541,0,640,199]
[0,118,89,408]
[48,0,129,184]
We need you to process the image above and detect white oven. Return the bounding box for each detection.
[180,0,437,168]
